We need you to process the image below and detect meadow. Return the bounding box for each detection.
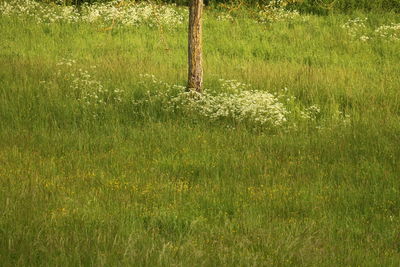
[0,0,400,265]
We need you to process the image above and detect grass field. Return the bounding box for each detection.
[1,1,400,265]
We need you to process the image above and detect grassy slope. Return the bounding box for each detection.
[0,9,400,266]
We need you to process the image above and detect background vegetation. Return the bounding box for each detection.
[46,0,400,13]
[1,0,400,266]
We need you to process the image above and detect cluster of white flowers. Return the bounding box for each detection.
[217,13,234,22]
[374,23,400,41]
[219,79,250,92]
[341,17,368,40]
[0,0,80,23]
[258,0,304,23]
[133,75,324,129]
[170,88,289,127]
[0,0,184,28]
[342,18,400,42]
[56,58,124,108]
[300,104,321,121]
[80,1,184,28]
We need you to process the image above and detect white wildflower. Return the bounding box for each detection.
[258,0,303,23]
[0,0,184,28]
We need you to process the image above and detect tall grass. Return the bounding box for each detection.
[0,1,400,265]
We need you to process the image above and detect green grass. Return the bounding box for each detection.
[1,6,400,266]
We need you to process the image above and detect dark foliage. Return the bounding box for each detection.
[45,0,400,13]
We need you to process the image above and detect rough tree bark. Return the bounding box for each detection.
[188,0,203,93]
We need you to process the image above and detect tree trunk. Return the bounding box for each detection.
[188,0,203,93]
